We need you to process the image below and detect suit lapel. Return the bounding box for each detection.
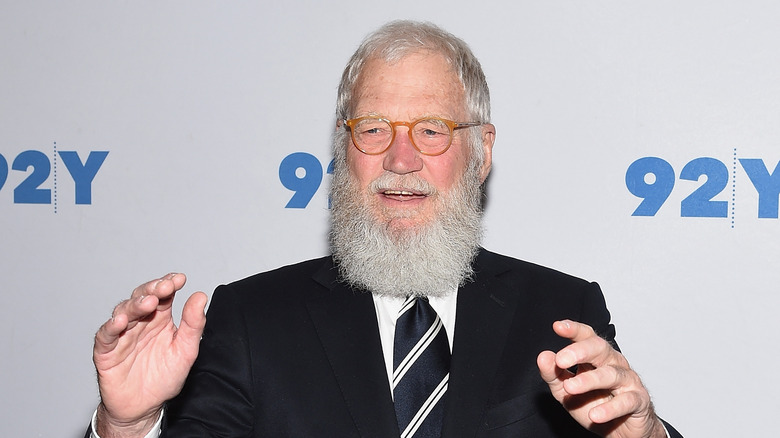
[303,251,523,438]
[442,250,522,438]
[306,261,400,438]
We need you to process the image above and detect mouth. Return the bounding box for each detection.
[379,188,429,202]
[369,173,435,205]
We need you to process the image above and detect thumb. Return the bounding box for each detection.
[176,292,208,353]
[537,350,561,385]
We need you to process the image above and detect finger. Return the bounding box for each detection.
[109,293,162,329]
[551,320,623,370]
[552,319,597,343]
[537,350,575,396]
[94,315,128,353]
[95,273,185,352]
[108,273,187,325]
[537,350,560,384]
[95,294,162,352]
[588,390,645,424]
[553,335,615,370]
[174,292,208,358]
[562,363,635,395]
[133,273,187,302]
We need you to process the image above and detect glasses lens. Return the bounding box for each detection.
[353,118,392,153]
[412,119,452,154]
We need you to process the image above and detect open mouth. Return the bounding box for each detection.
[380,189,428,201]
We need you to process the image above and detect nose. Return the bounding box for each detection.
[383,126,423,175]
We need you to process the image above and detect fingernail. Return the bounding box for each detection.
[138,295,146,303]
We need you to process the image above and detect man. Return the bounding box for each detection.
[89,21,682,438]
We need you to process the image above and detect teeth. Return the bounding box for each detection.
[385,190,415,196]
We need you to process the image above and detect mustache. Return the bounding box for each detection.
[368,172,437,196]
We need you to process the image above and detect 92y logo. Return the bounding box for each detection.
[279,152,334,208]
[1,146,109,207]
[626,154,780,219]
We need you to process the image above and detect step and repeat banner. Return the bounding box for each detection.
[2,2,778,436]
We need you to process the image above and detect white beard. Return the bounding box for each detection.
[329,156,484,299]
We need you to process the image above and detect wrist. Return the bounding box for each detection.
[646,415,669,438]
[95,403,162,438]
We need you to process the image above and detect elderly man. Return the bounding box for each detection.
[89,21,682,438]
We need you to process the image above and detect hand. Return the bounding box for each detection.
[537,320,666,438]
[93,273,208,437]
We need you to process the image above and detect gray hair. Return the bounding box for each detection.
[334,20,491,165]
[336,20,491,122]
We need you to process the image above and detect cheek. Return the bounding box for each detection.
[428,150,471,189]
[346,149,381,185]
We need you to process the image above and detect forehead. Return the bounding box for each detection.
[352,51,466,118]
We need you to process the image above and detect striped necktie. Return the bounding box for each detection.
[392,296,451,438]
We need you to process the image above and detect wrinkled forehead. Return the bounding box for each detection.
[350,51,467,116]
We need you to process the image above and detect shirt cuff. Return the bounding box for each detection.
[90,407,163,438]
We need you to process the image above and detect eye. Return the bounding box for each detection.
[421,128,445,136]
[415,119,449,137]
[356,120,390,136]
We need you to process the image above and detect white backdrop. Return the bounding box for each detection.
[2,1,779,436]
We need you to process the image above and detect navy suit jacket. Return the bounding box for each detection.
[92,249,682,437]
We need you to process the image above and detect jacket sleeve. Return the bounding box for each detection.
[162,284,256,437]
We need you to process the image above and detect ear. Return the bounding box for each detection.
[478,123,495,183]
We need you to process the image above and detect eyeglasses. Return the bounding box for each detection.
[341,116,482,156]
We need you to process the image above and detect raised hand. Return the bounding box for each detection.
[537,320,666,438]
[93,273,208,437]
